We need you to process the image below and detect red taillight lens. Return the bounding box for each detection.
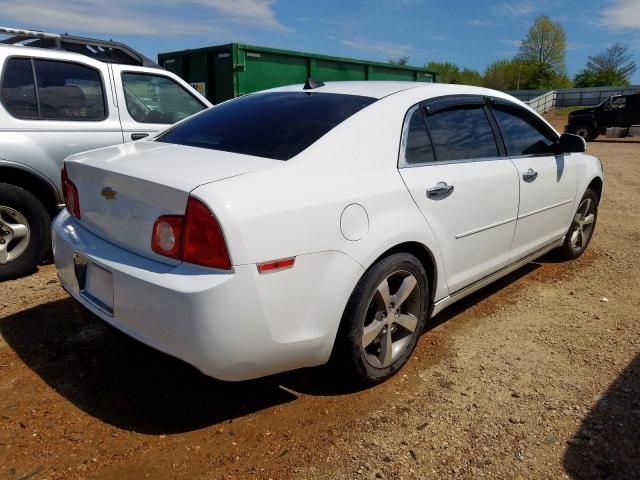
[61,164,81,219]
[151,196,231,270]
[182,197,231,270]
[151,215,183,259]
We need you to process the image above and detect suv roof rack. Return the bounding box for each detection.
[0,26,160,68]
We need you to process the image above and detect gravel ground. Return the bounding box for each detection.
[1,115,638,479]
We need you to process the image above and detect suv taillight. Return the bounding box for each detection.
[151,196,231,270]
[61,164,80,219]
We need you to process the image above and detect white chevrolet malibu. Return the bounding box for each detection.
[52,81,603,383]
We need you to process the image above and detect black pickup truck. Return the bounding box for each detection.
[566,93,640,141]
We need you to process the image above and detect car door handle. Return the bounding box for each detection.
[522,168,538,182]
[131,133,149,141]
[426,181,454,198]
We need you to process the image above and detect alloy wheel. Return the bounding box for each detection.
[569,197,595,253]
[0,206,31,264]
[361,270,421,368]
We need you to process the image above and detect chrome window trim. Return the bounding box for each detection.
[398,103,509,169]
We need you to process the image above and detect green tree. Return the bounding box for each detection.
[574,43,637,87]
[483,59,535,90]
[459,68,484,86]
[518,15,567,88]
[425,61,461,83]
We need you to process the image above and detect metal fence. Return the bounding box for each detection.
[526,91,557,113]
[508,85,640,107]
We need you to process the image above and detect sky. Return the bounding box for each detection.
[0,0,639,84]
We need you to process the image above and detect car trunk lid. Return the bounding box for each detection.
[65,141,276,263]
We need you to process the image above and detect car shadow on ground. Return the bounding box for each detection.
[1,259,548,434]
[563,353,640,479]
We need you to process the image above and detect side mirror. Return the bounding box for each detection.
[556,133,586,154]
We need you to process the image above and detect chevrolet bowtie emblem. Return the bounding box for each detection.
[101,186,117,200]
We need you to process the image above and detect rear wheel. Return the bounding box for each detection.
[334,253,428,384]
[559,188,598,260]
[0,183,51,281]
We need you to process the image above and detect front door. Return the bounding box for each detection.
[110,65,208,142]
[489,100,577,261]
[399,97,520,294]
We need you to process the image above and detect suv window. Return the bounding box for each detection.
[492,105,557,156]
[122,72,204,124]
[426,105,498,161]
[0,58,106,121]
[34,60,106,120]
[157,92,376,160]
[0,58,38,118]
[403,107,435,165]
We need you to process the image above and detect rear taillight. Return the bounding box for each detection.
[61,164,81,219]
[151,196,231,270]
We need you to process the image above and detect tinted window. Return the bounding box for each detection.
[403,107,435,164]
[426,106,498,161]
[34,60,106,120]
[122,73,205,124]
[1,58,38,118]
[158,92,376,160]
[493,106,556,156]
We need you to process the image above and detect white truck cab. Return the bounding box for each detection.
[0,27,212,279]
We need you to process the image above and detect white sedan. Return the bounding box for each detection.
[52,81,603,383]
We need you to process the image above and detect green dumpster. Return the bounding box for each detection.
[158,43,436,104]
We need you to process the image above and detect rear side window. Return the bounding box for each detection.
[158,92,376,160]
[492,106,557,156]
[0,58,106,121]
[1,58,38,118]
[403,107,435,164]
[426,106,498,161]
[35,60,106,120]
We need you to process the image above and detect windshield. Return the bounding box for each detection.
[156,91,376,160]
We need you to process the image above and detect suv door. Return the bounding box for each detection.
[110,65,208,141]
[0,56,123,192]
[598,96,627,127]
[399,97,520,294]
[489,100,577,261]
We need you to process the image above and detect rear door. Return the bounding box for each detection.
[110,64,210,142]
[0,55,124,189]
[399,96,520,294]
[489,100,577,261]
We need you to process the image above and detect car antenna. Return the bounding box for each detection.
[303,78,325,90]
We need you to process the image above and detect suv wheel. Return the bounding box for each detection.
[0,183,51,281]
[334,253,428,384]
[573,125,595,141]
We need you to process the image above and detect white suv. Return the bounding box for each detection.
[0,27,212,279]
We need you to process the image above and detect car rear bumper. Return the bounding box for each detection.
[52,210,363,381]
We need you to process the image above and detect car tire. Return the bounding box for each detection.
[572,124,595,141]
[333,253,429,385]
[559,188,598,260]
[0,183,51,281]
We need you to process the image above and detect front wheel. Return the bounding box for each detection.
[559,188,598,260]
[0,183,51,281]
[572,124,595,141]
[334,253,428,384]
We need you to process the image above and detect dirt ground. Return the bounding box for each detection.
[1,113,639,480]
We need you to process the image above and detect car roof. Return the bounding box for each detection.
[264,81,519,102]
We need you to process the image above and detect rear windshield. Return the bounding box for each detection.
[156,92,376,160]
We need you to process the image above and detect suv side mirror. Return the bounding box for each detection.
[556,133,586,154]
